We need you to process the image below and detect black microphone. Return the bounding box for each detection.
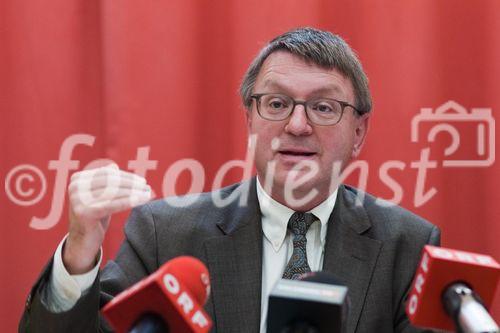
[129,313,169,333]
[267,272,349,333]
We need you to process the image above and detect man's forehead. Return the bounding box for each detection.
[260,79,345,96]
[255,52,354,100]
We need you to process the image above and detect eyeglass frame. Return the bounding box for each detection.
[250,93,361,126]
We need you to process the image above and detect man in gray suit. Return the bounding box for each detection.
[20,28,440,332]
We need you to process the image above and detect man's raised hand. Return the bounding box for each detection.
[63,164,152,274]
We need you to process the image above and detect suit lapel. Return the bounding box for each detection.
[204,179,263,332]
[203,182,382,332]
[323,185,382,333]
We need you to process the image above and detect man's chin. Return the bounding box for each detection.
[283,169,315,183]
[274,170,325,194]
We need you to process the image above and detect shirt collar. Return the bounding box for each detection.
[256,177,338,252]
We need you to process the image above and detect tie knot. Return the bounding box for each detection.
[288,212,316,236]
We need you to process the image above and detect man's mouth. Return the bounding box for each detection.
[279,150,316,157]
[276,149,318,164]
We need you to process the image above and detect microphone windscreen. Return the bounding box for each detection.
[129,313,169,333]
[163,256,211,305]
[300,271,344,285]
[406,245,500,331]
[267,272,348,333]
[300,272,350,325]
[102,255,212,333]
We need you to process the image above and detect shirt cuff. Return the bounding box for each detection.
[43,234,102,312]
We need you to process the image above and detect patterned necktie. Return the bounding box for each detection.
[282,212,317,280]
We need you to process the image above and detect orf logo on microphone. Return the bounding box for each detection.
[429,247,499,267]
[163,273,211,330]
[407,252,429,316]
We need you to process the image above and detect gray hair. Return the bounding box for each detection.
[240,27,372,115]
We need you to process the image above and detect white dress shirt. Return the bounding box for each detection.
[257,178,337,333]
[46,179,338,333]
[42,235,102,312]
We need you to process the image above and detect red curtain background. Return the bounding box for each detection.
[1,0,499,330]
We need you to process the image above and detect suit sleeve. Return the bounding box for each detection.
[18,203,159,333]
[426,225,441,247]
[395,225,441,333]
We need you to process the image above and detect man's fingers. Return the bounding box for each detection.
[70,187,151,204]
[74,169,146,185]
[71,165,146,185]
[68,175,149,194]
[68,166,149,203]
[69,177,150,207]
[71,189,151,219]
[85,194,151,219]
[68,165,153,221]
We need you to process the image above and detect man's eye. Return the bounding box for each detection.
[268,100,287,109]
[313,103,334,113]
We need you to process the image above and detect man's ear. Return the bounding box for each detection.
[351,113,370,158]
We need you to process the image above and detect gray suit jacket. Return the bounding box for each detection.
[19,178,440,332]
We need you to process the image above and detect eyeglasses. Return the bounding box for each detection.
[250,93,360,126]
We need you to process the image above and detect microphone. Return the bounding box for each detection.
[102,256,213,333]
[267,272,349,333]
[406,245,500,332]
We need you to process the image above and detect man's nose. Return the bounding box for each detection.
[284,105,313,136]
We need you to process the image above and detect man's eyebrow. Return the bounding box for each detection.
[260,79,344,96]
